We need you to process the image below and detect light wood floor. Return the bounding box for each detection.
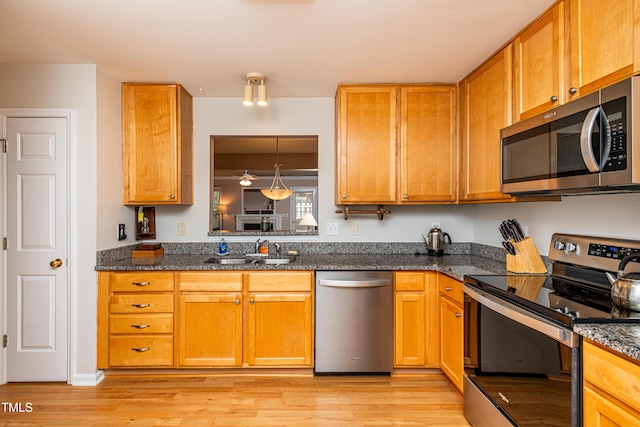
[0,374,470,426]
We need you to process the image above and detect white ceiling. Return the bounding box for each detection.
[0,0,555,98]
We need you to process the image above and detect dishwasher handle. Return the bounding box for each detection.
[318,279,391,288]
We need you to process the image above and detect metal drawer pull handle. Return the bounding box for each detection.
[455,313,462,318]
[445,286,452,291]
[131,303,151,308]
[131,347,151,352]
[131,324,150,329]
[132,281,151,286]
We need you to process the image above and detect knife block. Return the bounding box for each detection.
[506,237,547,274]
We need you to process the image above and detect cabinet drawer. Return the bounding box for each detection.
[247,271,313,292]
[178,272,243,292]
[583,339,640,412]
[109,294,174,313]
[109,335,173,367]
[438,274,463,304]
[395,272,425,291]
[109,272,174,292]
[109,313,174,334]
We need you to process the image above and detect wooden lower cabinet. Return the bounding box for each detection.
[438,274,464,392]
[393,272,438,368]
[177,270,313,368]
[583,339,640,426]
[178,293,243,367]
[97,271,175,368]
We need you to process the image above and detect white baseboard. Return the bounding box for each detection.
[72,370,104,386]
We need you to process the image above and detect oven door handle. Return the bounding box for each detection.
[463,284,579,348]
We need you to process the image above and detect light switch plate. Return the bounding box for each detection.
[326,222,340,235]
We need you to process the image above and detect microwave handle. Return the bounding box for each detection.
[580,106,611,172]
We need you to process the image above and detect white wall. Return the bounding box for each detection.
[0,64,99,384]
[149,97,474,243]
[473,193,640,256]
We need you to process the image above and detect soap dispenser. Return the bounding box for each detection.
[218,238,227,255]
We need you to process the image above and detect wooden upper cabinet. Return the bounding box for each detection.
[459,46,515,203]
[122,83,193,205]
[569,0,640,98]
[514,1,566,121]
[335,85,398,204]
[335,84,457,205]
[400,86,457,203]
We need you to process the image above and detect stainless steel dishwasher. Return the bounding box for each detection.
[314,271,393,374]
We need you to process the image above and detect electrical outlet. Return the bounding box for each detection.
[350,221,359,235]
[177,222,187,236]
[117,224,127,241]
[326,222,340,236]
[432,221,441,229]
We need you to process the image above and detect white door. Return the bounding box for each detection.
[5,116,68,382]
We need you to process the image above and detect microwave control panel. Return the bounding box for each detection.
[603,97,627,171]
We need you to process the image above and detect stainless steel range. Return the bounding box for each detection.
[463,233,640,427]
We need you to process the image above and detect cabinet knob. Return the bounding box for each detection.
[445,286,452,291]
[250,299,255,305]
[455,313,462,318]
[342,194,346,200]
[170,194,175,199]
[235,299,241,305]
[550,95,558,102]
[403,194,408,199]
[569,87,578,95]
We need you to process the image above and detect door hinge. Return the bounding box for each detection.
[1,139,5,153]
[3,335,7,348]
[2,237,6,250]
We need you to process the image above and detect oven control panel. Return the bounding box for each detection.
[550,233,640,272]
[587,243,640,261]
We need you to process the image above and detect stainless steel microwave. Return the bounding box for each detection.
[501,76,640,195]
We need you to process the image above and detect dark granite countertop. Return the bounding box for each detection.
[95,252,508,281]
[95,242,640,362]
[574,323,640,363]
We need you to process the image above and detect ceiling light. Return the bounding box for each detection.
[239,177,252,186]
[243,72,267,106]
[261,138,293,201]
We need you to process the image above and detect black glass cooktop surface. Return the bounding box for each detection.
[464,274,640,327]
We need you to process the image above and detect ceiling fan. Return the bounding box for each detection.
[234,170,258,186]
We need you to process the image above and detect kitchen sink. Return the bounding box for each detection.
[204,256,295,265]
[261,257,292,264]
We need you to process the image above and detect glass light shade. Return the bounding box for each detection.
[257,83,267,106]
[260,187,294,201]
[243,83,253,106]
[239,178,252,186]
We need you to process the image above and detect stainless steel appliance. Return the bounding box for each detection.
[424,227,452,256]
[463,233,640,427]
[315,271,393,374]
[501,76,640,195]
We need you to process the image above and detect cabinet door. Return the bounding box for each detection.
[395,291,426,366]
[178,293,243,367]
[570,0,640,97]
[459,46,514,203]
[247,292,313,366]
[400,86,457,203]
[122,84,193,205]
[439,295,464,392]
[336,85,398,204]
[583,384,640,427]
[514,2,566,120]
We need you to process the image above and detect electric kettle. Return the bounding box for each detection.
[424,227,452,257]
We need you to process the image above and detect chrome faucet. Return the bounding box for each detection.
[255,238,269,253]
[274,242,282,257]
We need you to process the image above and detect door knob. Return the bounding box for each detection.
[50,258,63,268]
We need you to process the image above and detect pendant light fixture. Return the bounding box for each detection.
[243,72,267,106]
[261,138,294,201]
